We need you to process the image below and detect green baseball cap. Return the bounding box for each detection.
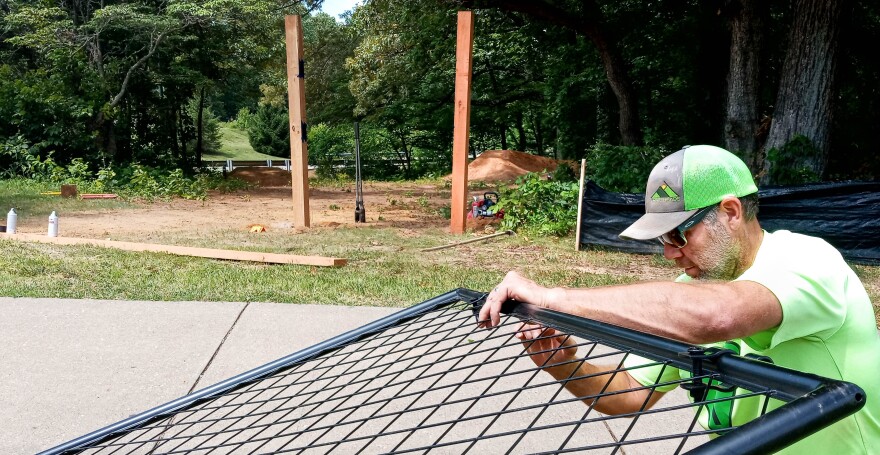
[619,145,758,241]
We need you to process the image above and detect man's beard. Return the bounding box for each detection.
[692,220,741,280]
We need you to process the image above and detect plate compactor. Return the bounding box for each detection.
[468,191,504,219]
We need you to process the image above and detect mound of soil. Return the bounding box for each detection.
[459,150,572,183]
[229,167,292,187]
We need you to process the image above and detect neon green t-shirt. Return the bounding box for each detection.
[624,230,880,454]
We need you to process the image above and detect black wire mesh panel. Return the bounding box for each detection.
[40,289,865,455]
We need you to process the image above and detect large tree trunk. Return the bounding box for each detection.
[533,113,543,155]
[515,111,526,151]
[761,0,842,184]
[722,0,765,171]
[196,86,206,166]
[467,0,643,145]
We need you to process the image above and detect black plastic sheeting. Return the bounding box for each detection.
[579,180,880,265]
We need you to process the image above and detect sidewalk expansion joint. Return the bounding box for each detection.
[187,302,251,394]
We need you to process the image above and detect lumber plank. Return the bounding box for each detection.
[575,158,586,251]
[450,10,474,235]
[285,15,311,228]
[4,233,346,267]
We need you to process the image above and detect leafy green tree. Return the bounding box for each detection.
[303,12,360,125]
[247,103,290,157]
[0,0,316,171]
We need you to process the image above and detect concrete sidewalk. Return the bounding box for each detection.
[0,298,399,454]
[2,298,706,455]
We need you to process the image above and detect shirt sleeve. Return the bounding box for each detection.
[623,354,682,392]
[735,232,848,349]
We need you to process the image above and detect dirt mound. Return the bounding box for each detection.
[460,150,570,183]
[229,167,291,187]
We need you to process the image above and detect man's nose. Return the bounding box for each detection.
[663,243,683,260]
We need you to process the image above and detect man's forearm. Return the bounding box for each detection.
[541,281,754,344]
[543,360,654,415]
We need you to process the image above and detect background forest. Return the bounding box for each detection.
[1,0,878,191]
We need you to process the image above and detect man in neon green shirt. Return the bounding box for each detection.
[478,145,879,453]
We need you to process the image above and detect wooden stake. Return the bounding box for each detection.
[285,15,310,228]
[450,11,474,235]
[5,233,346,267]
[420,230,513,252]
[575,158,587,251]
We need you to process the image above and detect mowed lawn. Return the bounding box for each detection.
[202,124,288,161]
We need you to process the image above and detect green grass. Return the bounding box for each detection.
[1,180,878,319]
[0,228,635,306]
[0,179,132,225]
[202,124,287,161]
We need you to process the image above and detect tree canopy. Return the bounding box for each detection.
[2,0,878,184]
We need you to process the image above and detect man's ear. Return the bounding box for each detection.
[718,196,744,229]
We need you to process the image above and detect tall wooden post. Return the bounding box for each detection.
[285,15,310,228]
[450,11,474,234]
[575,158,587,251]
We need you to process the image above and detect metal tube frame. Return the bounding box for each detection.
[499,300,866,454]
[39,289,865,455]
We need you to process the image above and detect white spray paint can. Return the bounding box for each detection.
[48,211,58,237]
[5,208,16,234]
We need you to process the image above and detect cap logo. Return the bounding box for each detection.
[651,182,680,201]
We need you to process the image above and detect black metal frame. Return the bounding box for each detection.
[39,289,865,455]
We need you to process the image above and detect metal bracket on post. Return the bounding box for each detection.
[354,122,366,223]
[679,346,738,401]
[301,122,308,143]
[298,59,305,78]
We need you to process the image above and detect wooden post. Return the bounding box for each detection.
[575,158,587,251]
[285,15,310,228]
[60,184,78,198]
[450,10,475,234]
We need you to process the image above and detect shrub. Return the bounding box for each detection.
[230,107,254,130]
[1,136,39,178]
[247,104,290,157]
[308,123,352,179]
[496,172,580,236]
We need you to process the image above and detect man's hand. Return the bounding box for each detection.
[478,271,552,329]
[516,323,579,369]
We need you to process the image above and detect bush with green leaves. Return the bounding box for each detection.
[229,107,255,131]
[247,104,290,157]
[11,152,249,201]
[496,172,580,236]
[586,144,669,193]
[308,123,353,179]
[113,165,247,201]
[308,122,413,181]
[0,135,54,178]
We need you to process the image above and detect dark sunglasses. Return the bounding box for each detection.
[658,205,716,248]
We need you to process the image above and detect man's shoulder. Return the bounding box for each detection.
[742,229,851,282]
[761,230,841,258]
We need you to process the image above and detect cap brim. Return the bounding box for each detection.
[619,209,697,241]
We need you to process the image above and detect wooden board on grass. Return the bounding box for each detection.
[4,233,346,267]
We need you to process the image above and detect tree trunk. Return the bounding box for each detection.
[91,110,118,162]
[533,113,543,155]
[500,124,508,150]
[169,105,180,162]
[196,86,205,165]
[469,0,643,145]
[722,0,765,171]
[515,112,526,151]
[761,0,842,184]
[179,104,188,166]
[397,131,412,173]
